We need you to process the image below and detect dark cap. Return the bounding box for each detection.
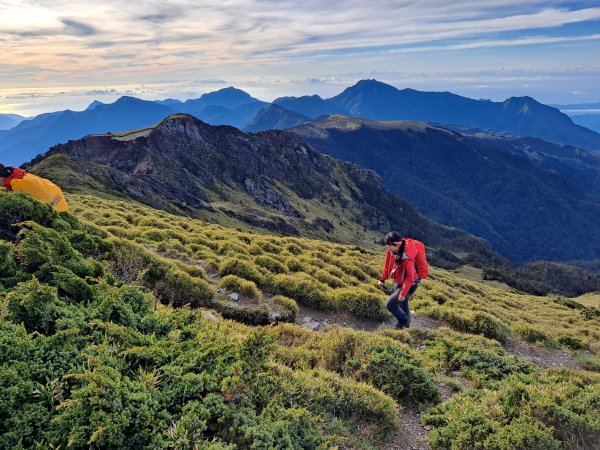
[0,164,14,178]
[384,231,403,245]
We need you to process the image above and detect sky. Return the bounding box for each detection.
[1,0,600,116]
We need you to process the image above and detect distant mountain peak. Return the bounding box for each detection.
[199,86,254,102]
[86,100,104,111]
[354,79,391,87]
[273,94,325,103]
[346,79,398,92]
[113,95,146,105]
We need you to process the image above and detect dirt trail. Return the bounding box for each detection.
[296,305,584,370]
[295,305,588,450]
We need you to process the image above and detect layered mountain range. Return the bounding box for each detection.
[272,80,600,151]
[292,116,600,263]
[3,80,599,165]
[0,113,25,130]
[27,114,466,250]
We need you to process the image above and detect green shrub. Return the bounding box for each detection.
[219,275,262,300]
[254,255,288,274]
[50,266,96,302]
[0,191,57,232]
[318,328,363,373]
[193,245,216,260]
[345,341,440,406]
[333,288,388,319]
[271,295,299,321]
[423,370,600,450]
[217,241,249,256]
[313,269,344,288]
[485,417,562,450]
[285,243,303,255]
[336,261,369,282]
[259,241,280,254]
[241,404,323,449]
[138,217,169,229]
[141,229,169,242]
[248,244,264,255]
[575,354,600,372]
[154,268,214,307]
[323,264,345,279]
[285,258,308,273]
[219,257,264,285]
[424,331,534,387]
[427,307,511,343]
[273,365,398,438]
[270,273,335,310]
[557,335,583,349]
[0,241,17,280]
[6,278,65,334]
[513,324,551,344]
[204,257,220,272]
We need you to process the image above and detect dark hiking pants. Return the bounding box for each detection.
[386,279,420,328]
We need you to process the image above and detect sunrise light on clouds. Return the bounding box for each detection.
[1,0,599,115]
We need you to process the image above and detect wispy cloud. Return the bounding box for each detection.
[1,0,599,113]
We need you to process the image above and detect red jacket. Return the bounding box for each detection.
[3,167,26,191]
[380,238,420,298]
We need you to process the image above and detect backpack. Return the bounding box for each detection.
[406,238,429,279]
[9,170,69,212]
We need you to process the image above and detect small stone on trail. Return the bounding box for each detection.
[424,425,432,431]
[302,316,312,323]
[201,311,219,322]
[229,292,239,301]
[302,320,320,331]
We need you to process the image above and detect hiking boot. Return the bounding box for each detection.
[394,323,409,330]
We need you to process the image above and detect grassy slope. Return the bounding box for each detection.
[2,191,599,449]
[576,293,600,308]
[71,193,600,448]
[449,265,512,290]
[32,153,387,250]
[69,193,600,353]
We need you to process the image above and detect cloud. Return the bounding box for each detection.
[137,3,185,24]
[60,19,97,36]
[1,0,599,112]
[189,79,228,85]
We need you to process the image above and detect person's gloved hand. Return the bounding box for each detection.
[377,280,385,290]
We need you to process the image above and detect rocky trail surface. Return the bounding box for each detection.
[294,304,585,450]
[165,251,587,450]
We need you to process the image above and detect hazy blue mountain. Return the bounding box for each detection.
[0,88,269,166]
[244,104,310,132]
[85,100,105,110]
[292,115,600,263]
[171,87,269,128]
[0,113,26,130]
[0,97,176,165]
[27,113,466,248]
[183,87,259,110]
[568,114,600,133]
[155,98,183,107]
[276,80,600,151]
[189,102,267,129]
[274,94,338,118]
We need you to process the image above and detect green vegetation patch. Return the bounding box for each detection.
[423,369,600,450]
[0,193,397,448]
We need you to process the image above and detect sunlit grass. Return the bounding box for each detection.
[70,193,600,353]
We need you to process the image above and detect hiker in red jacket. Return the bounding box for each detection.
[0,164,68,212]
[378,231,428,329]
